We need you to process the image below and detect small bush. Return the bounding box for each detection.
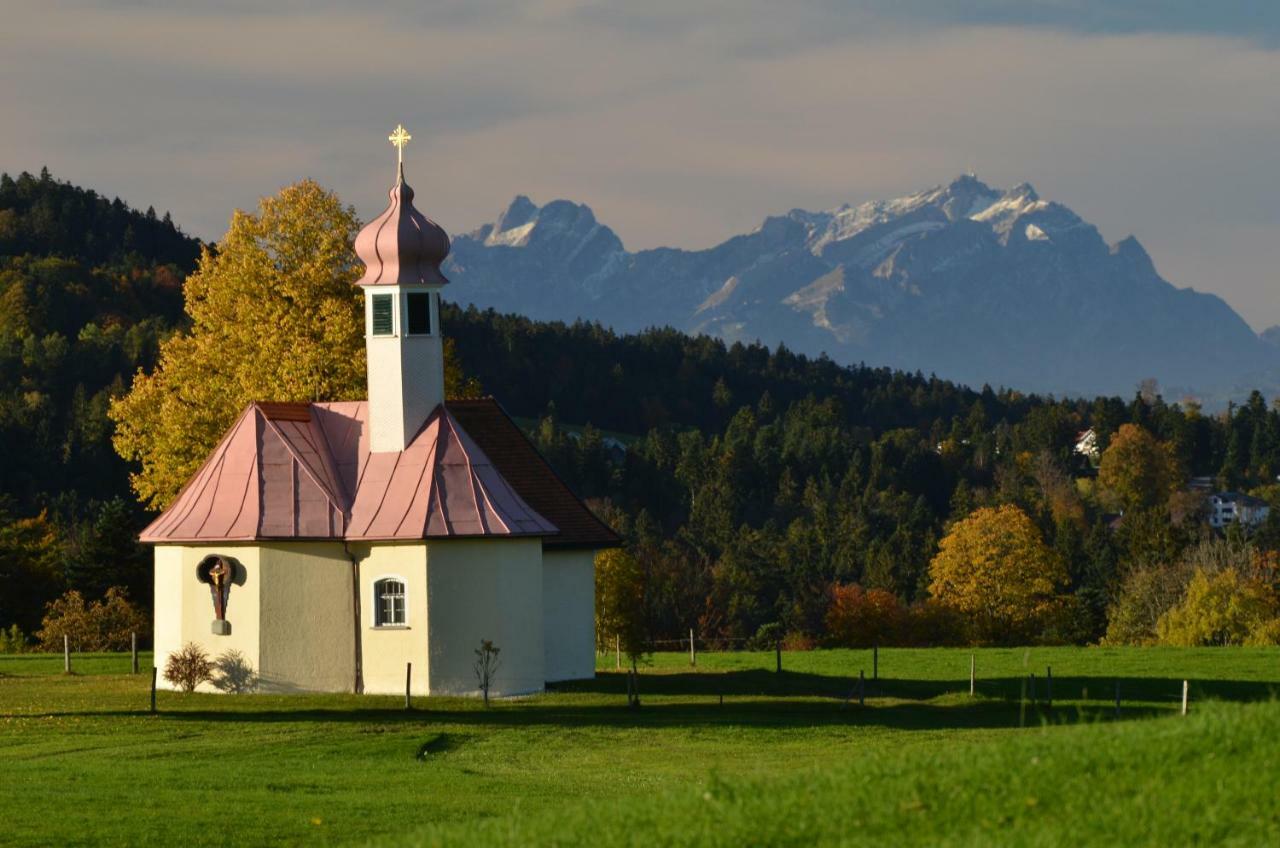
[824,584,905,648]
[211,649,258,693]
[903,599,966,647]
[164,642,213,693]
[781,631,815,651]
[750,622,785,651]
[37,587,148,652]
[0,624,28,654]
[1156,568,1279,646]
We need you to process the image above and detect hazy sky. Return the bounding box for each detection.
[4,1,1279,327]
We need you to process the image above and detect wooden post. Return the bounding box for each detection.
[1114,680,1121,718]
[615,634,621,671]
[689,628,696,668]
[872,643,878,681]
[131,632,139,675]
[775,639,782,674]
[969,653,975,697]
[63,634,70,673]
[149,667,157,714]
[1046,666,1052,709]
[405,662,412,711]
[1182,680,1189,716]
[858,670,865,706]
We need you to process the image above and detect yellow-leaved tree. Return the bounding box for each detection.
[928,504,1068,644]
[111,180,477,510]
[1097,423,1180,513]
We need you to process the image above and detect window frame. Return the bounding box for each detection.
[405,291,433,337]
[370,576,408,628]
[370,293,395,337]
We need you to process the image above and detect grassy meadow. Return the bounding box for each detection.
[1,647,1277,846]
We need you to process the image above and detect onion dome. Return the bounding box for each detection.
[355,125,450,286]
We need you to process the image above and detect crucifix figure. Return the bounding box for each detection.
[388,123,412,167]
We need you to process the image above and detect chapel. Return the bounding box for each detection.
[141,126,618,696]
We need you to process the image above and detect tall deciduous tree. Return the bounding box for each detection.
[1097,423,1180,513]
[928,504,1067,644]
[110,180,476,509]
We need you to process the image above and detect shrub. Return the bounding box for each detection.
[751,622,785,651]
[781,631,815,651]
[0,624,28,654]
[1103,564,1193,646]
[36,587,148,652]
[902,599,966,647]
[164,642,213,693]
[211,649,258,693]
[1155,568,1279,646]
[825,584,905,647]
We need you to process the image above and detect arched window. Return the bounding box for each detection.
[373,577,406,627]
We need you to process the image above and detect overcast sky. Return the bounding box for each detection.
[4,1,1279,328]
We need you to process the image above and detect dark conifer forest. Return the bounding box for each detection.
[4,171,1280,646]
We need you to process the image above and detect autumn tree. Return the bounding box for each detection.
[595,547,646,662]
[824,583,905,647]
[110,180,476,509]
[1097,423,1180,513]
[0,509,63,633]
[1156,568,1279,646]
[928,504,1068,644]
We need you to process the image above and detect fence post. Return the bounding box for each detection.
[689,628,696,668]
[969,653,975,697]
[1182,680,1189,716]
[150,667,157,714]
[615,635,621,671]
[405,662,412,711]
[63,634,70,674]
[131,632,139,675]
[1046,666,1052,709]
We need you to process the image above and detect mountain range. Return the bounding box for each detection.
[444,176,1278,403]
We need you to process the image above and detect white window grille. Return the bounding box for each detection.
[373,578,406,627]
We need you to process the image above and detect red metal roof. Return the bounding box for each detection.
[140,400,563,544]
[447,398,621,550]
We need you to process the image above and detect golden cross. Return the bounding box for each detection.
[388,124,412,166]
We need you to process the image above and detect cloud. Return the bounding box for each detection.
[2,1,1278,329]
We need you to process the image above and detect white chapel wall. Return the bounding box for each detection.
[153,544,262,692]
[542,549,596,682]
[257,542,356,693]
[357,542,429,695]
[425,538,544,696]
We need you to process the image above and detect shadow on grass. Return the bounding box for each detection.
[14,670,1275,733]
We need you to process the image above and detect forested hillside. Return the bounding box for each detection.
[0,170,200,629]
[3,175,1280,652]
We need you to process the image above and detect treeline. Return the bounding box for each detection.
[3,173,1279,651]
[0,170,199,633]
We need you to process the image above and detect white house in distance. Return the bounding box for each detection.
[141,126,619,696]
[1207,492,1271,530]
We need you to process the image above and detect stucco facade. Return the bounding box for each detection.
[153,542,355,693]
[425,538,545,696]
[154,537,577,697]
[542,549,596,683]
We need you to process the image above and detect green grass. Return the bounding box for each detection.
[1,647,1277,846]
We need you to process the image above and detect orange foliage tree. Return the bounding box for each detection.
[824,584,905,647]
[928,504,1068,644]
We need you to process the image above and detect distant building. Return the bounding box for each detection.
[1074,429,1100,462]
[1188,476,1215,492]
[1207,492,1271,530]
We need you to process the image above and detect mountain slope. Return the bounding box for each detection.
[446,177,1276,401]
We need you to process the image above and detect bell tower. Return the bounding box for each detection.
[354,124,451,453]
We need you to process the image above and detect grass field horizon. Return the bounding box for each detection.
[2,647,1277,846]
